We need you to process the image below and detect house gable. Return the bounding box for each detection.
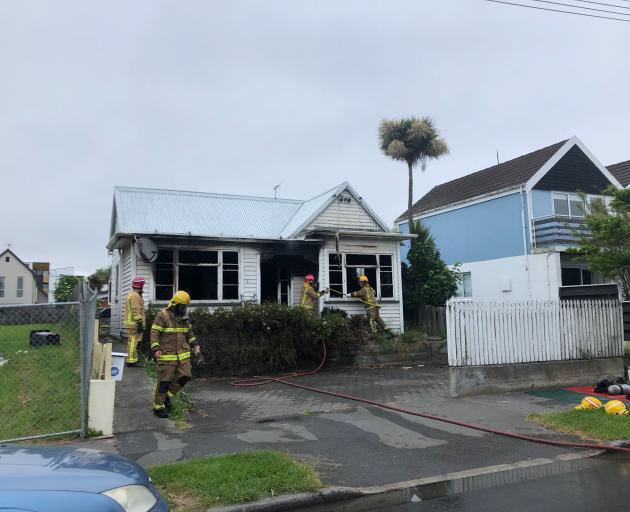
[308,189,386,233]
[532,145,616,194]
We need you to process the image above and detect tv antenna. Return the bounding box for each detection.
[273,183,282,199]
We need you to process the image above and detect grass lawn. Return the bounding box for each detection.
[148,451,322,511]
[0,321,80,440]
[530,409,630,441]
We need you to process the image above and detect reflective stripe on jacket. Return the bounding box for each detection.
[150,307,198,363]
[124,290,145,326]
[300,284,320,310]
[352,285,378,310]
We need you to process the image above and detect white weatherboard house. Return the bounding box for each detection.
[107,183,411,337]
[0,249,43,305]
[396,137,625,302]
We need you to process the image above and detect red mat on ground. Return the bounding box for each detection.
[566,386,630,402]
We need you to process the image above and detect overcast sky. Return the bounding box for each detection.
[1,0,628,275]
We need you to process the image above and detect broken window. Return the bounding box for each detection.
[155,249,239,301]
[155,250,174,301]
[328,252,394,299]
[222,251,239,300]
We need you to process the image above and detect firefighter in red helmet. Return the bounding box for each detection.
[124,277,145,367]
[299,274,329,317]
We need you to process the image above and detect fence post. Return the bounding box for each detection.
[79,282,98,439]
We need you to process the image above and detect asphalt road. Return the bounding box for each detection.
[372,457,630,512]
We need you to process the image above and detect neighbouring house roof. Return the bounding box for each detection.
[0,249,36,278]
[396,140,568,221]
[608,160,630,187]
[108,182,391,248]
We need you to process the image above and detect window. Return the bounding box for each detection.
[16,276,23,298]
[0,276,4,298]
[155,250,174,300]
[222,251,239,300]
[455,272,472,298]
[155,249,240,301]
[561,267,610,286]
[327,253,395,299]
[4,256,9,263]
[553,192,585,217]
[379,255,394,298]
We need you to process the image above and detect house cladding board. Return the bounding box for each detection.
[403,193,528,265]
[531,189,553,218]
[608,160,630,188]
[533,146,614,193]
[311,196,383,232]
[397,140,566,219]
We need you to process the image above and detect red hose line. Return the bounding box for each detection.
[231,343,630,454]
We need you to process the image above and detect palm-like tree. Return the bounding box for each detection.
[379,117,449,233]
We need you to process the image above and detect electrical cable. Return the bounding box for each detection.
[484,0,630,21]
[232,342,630,454]
[572,0,630,11]
[528,0,630,15]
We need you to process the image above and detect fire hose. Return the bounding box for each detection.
[232,342,630,454]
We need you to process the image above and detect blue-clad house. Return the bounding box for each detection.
[396,137,625,301]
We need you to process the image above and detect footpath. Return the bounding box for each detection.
[82,360,590,489]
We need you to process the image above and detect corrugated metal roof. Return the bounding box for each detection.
[113,188,303,239]
[112,183,384,241]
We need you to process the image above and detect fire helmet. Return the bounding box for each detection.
[358,275,369,283]
[574,396,602,411]
[131,277,145,289]
[304,274,315,283]
[604,400,629,416]
[171,290,191,305]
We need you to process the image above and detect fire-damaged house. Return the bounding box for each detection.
[107,183,412,337]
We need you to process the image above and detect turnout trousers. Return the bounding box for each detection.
[153,361,192,411]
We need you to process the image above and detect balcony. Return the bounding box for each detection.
[531,215,587,251]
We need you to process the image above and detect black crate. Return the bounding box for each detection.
[29,330,61,347]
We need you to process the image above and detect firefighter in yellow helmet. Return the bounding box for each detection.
[300,274,329,317]
[150,290,205,418]
[349,275,387,333]
[124,277,146,367]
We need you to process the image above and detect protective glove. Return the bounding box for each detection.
[194,352,206,368]
[136,321,144,335]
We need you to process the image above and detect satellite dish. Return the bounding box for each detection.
[134,238,159,263]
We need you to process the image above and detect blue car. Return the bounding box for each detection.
[0,444,168,512]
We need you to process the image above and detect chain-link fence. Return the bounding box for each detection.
[0,285,96,442]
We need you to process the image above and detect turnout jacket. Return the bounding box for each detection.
[300,284,321,310]
[124,289,145,327]
[351,284,379,310]
[150,307,198,364]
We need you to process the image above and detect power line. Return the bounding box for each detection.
[572,0,630,10]
[484,0,630,21]
[529,0,630,15]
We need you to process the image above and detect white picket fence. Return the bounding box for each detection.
[446,299,624,367]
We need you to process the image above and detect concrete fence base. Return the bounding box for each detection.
[450,357,624,397]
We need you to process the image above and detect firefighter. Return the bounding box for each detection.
[300,274,329,317]
[150,290,205,418]
[348,275,387,333]
[124,277,146,367]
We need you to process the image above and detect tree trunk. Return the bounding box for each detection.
[407,161,414,234]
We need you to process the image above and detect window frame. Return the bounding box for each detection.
[552,192,610,218]
[0,276,4,298]
[326,251,397,300]
[455,272,472,298]
[154,248,241,302]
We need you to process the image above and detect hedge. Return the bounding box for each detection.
[141,303,369,376]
